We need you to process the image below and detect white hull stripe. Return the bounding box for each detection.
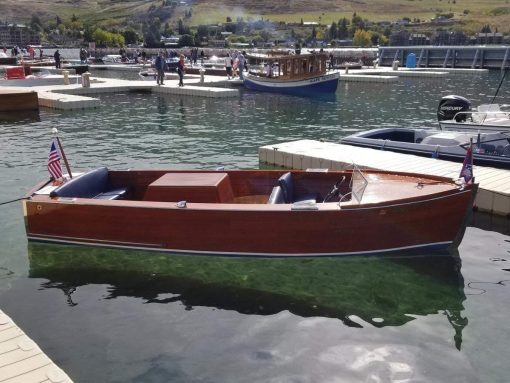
[28,235,452,258]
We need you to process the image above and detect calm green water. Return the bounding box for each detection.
[1,71,510,382]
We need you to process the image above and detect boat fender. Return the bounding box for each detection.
[176,200,187,208]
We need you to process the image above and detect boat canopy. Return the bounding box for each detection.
[251,52,328,80]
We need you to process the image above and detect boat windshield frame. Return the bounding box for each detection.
[350,165,368,204]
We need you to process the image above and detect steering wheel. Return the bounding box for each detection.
[323,176,345,202]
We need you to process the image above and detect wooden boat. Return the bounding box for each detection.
[23,167,477,257]
[243,52,339,95]
[341,128,510,168]
[438,95,510,132]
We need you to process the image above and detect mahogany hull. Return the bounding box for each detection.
[24,186,475,257]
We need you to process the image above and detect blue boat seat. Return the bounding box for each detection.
[277,172,321,203]
[50,167,129,200]
[267,186,286,204]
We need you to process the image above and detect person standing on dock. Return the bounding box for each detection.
[155,51,166,85]
[224,53,232,80]
[177,54,185,87]
[237,52,245,81]
[54,50,61,69]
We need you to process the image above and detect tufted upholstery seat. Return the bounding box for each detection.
[49,167,129,200]
[272,172,321,204]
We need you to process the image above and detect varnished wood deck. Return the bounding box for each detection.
[259,139,510,216]
[0,309,72,383]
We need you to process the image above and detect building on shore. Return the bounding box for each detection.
[0,23,40,48]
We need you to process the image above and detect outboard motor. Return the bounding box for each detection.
[437,95,471,122]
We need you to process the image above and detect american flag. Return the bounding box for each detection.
[48,140,63,180]
[459,144,474,184]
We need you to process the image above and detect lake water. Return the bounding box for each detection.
[1,69,510,382]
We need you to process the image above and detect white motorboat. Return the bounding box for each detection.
[341,127,510,168]
[437,95,510,132]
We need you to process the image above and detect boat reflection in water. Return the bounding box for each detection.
[28,243,468,349]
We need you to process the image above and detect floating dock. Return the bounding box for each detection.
[259,139,510,216]
[0,76,239,111]
[337,65,487,83]
[0,89,38,112]
[379,46,510,69]
[340,74,398,83]
[0,309,73,383]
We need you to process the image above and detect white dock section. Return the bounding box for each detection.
[0,309,73,383]
[338,66,488,83]
[340,74,398,83]
[399,67,489,74]
[38,91,100,110]
[153,83,238,98]
[8,77,239,110]
[259,139,510,216]
[88,64,145,71]
[380,70,448,78]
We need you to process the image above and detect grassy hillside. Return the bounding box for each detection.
[1,0,509,33]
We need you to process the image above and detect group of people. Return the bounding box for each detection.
[3,46,43,60]
[224,51,247,80]
[151,48,248,86]
[133,49,147,63]
[188,47,204,66]
[154,50,185,87]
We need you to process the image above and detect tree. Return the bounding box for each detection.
[329,21,338,40]
[83,25,94,41]
[338,18,349,39]
[30,14,43,32]
[123,29,139,45]
[178,34,194,47]
[142,18,162,47]
[178,18,185,34]
[163,22,173,37]
[197,25,208,39]
[481,24,491,33]
[353,29,372,47]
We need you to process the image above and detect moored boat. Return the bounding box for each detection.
[341,128,510,168]
[437,95,510,132]
[23,166,476,257]
[0,66,82,86]
[243,52,339,96]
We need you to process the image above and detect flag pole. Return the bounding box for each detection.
[470,137,474,183]
[52,128,73,179]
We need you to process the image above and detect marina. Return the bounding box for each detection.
[1,54,510,382]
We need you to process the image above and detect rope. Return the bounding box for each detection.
[0,197,28,206]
